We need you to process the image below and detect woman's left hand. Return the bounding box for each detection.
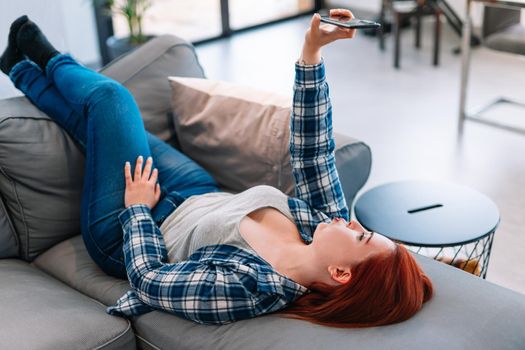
[301,9,357,65]
[124,156,162,209]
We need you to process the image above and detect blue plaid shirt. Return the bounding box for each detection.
[107,60,349,324]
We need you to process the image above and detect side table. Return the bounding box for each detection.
[354,181,500,278]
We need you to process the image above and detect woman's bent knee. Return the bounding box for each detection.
[88,80,134,108]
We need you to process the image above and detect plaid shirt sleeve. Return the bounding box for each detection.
[109,204,295,325]
[288,60,349,225]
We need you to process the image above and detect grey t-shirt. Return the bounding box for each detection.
[159,185,294,263]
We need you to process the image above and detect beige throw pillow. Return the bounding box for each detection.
[168,77,295,194]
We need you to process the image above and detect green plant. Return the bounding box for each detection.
[96,0,153,44]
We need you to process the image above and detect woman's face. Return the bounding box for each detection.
[312,219,396,271]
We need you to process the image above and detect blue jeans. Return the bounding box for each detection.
[10,55,221,278]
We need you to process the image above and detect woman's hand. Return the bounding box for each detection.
[301,9,356,65]
[124,155,161,209]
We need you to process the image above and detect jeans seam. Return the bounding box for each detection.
[84,121,125,269]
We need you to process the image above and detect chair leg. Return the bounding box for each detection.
[433,10,442,66]
[394,13,402,68]
[379,0,387,51]
[415,6,422,48]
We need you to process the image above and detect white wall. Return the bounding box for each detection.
[0,0,100,65]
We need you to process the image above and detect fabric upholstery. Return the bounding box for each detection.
[0,97,85,261]
[0,259,135,350]
[32,235,130,306]
[0,193,18,258]
[169,76,294,194]
[33,234,525,350]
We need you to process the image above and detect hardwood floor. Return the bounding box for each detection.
[195,15,525,294]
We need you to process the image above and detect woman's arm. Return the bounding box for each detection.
[290,9,355,219]
[115,159,289,324]
[116,204,289,324]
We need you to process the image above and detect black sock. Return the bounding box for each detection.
[17,19,59,72]
[0,15,29,75]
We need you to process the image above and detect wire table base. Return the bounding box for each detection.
[401,231,496,279]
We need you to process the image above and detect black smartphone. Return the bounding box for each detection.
[320,16,381,30]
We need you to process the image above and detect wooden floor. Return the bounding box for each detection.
[195,15,525,295]
[0,13,523,295]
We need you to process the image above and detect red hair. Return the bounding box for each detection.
[280,244,433,328]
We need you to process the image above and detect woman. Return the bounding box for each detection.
[1,9,432,327]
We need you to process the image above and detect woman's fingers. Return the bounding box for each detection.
[310,12,321,34]
[329,8,354,19]
[155,183,161,201]
[149,168,158,184]
[337,27,356,39]
[134,156,143,180]
[124,162,132,186]
[142,156,153,181]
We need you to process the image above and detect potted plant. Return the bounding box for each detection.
[95,0,154,60]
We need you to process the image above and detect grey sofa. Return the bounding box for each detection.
[1,35,524,350]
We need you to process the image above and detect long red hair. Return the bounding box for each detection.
[280,244,433,328]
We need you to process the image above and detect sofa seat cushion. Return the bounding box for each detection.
[33,235,130,306]
[0,259,135,350]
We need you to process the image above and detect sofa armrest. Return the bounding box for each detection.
[334,132,372,210]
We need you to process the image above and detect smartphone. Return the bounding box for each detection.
[320,16,381,30]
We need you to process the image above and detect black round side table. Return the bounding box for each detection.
[354,181,500,278]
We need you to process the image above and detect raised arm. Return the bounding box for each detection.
[289,9,356,219]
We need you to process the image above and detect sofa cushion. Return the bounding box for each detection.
[33,235,130,306]
[169,76,295,194]
[0,259,135,350]
[101,34,206,145]
[0,193,18,258]
[0,97,85,261]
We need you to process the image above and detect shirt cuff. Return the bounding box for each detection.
[294,58,326,89]
[118,204,153,232]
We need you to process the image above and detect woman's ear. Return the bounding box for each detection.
[327,265,352,284]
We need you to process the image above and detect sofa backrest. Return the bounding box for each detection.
[0,35,206,261]
[0,97,85,260]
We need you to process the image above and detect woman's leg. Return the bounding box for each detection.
[46,55,153,278]
[9,59,87,152]
[10,57,220,277]
[10,58,221,201]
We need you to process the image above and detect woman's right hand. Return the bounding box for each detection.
[301,9,357,65]
[124,155,161,209]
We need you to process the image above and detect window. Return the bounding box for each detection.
[229,0,315,30]
[111,0,222,42]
